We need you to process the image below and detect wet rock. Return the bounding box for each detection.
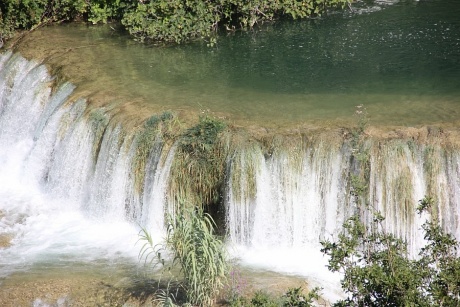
[0,234,12,248]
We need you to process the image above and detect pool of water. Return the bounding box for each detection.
[14,0,460,128]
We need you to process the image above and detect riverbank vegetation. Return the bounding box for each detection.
[321,197,460,306]
[0,0,350,45]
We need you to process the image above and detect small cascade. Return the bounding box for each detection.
[226,137,460,257]
[0,52,175,275]
[227,140,351,249]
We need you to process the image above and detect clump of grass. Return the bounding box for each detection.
[169,115,228,207]
[179,115,226,158]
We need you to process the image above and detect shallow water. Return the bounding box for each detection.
[15,0,460,128]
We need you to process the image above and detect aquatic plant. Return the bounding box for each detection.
[138,205,229,306]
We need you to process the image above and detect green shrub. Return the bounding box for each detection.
[226,286,321,307]
[320,197,460,306]
[250,290,279,307]
[282,286,320,307]
[121,0,350,44]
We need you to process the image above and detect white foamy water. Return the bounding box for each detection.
[0,52,172,278]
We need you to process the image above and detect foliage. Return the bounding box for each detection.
[179,115,226,159]
[170,116,227,206]
[121,0,350,44]
[227,287,320,307]
[87,0,134,24]
[0,0,88,38]
[250,290,279,307]
[320,197,460,307]
[0,0,351,44]
[282,286,320,307]
[121,0,221,45]
[153,285,179,307]
[138,205,229,306]
[0,0,129,39]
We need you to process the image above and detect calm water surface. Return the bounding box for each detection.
[17,0,460,127]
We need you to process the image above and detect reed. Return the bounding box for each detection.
[138,204,229,306]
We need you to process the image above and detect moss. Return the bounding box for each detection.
[87,107,110,159]
[57,98,87,140]
[423,144,447,219]
[132,111,175,194]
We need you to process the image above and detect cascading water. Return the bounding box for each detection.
[225,136,460,298]
[1,48,460,303]
[0,52,175,279]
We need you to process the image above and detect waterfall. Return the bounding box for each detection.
[0,52,175,276]
[226,140,350,249]
[1,51,460,300]
[226,137,460,260]
[224,136,460,300]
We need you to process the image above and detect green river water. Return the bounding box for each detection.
[15,0,460,128]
